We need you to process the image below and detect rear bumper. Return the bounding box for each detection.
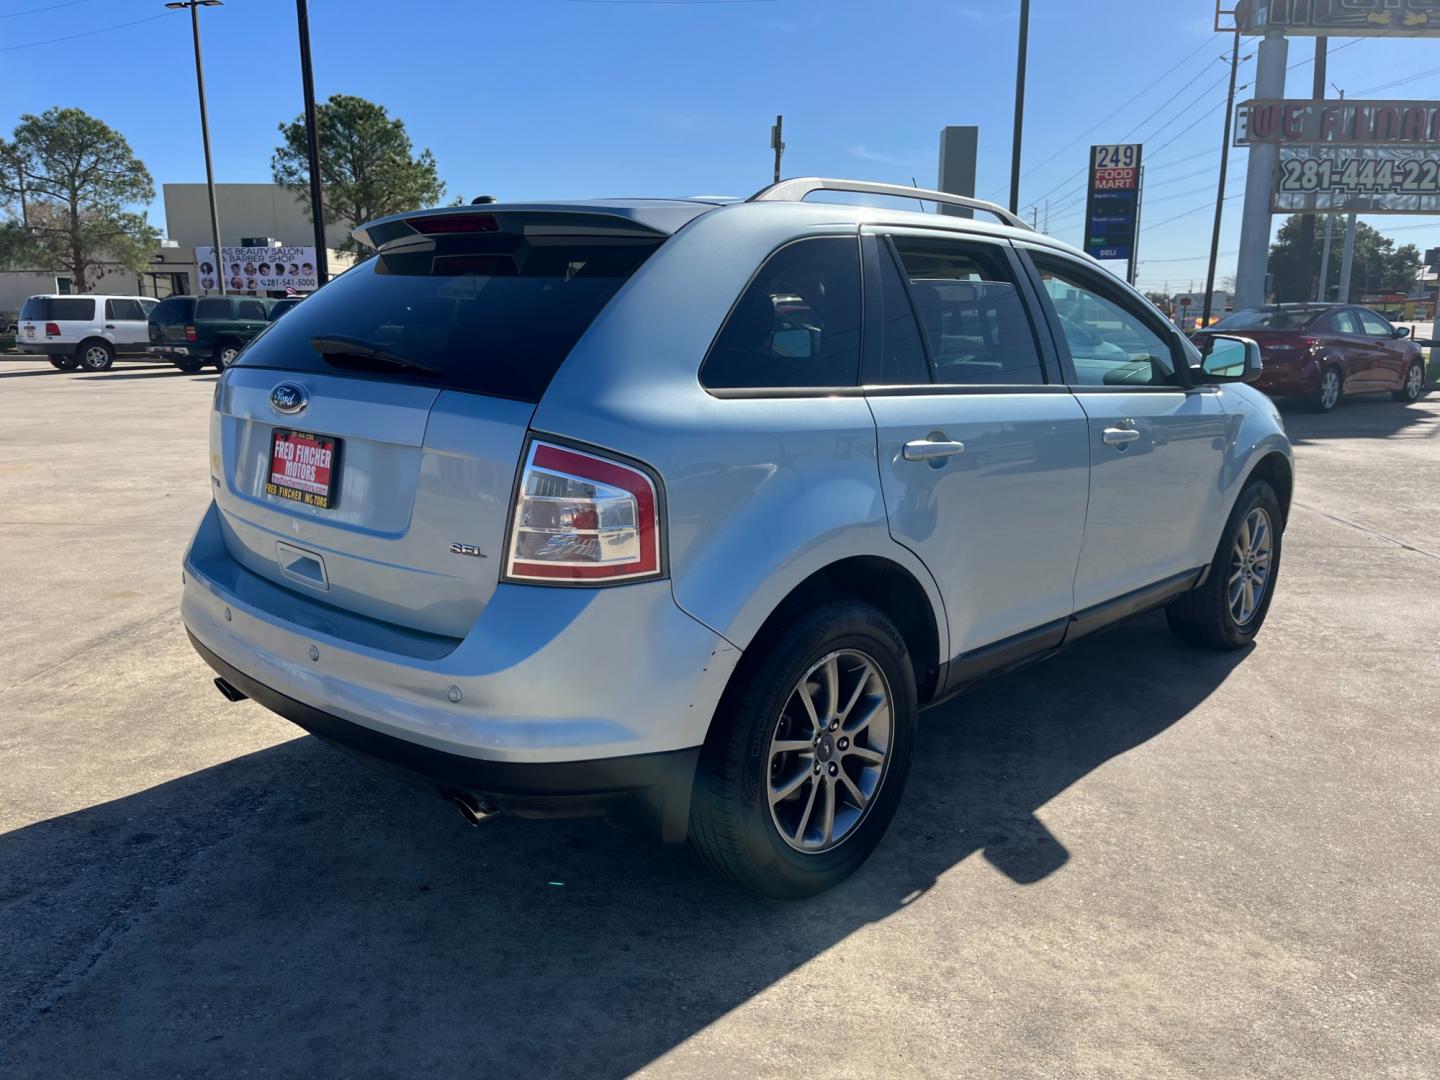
[1254,359,1321,397]
[18,342,71,356]
[191,632,701,841]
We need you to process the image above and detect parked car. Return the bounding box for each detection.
[16,294,159,371]
[181,180,1292,898]
[268,296,304,320]
[1195,303,1427,412]
[149,294,274,372]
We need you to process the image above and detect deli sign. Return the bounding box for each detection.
[1237,99,1440,146]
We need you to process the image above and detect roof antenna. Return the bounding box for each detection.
[471,195,496,205]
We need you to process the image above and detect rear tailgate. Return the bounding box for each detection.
[214,368,531,638]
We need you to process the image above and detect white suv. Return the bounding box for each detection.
[17,294,159,371]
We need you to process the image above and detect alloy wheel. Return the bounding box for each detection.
[83,346,109,370]
[1228,507,1274,626]
[1320,370,1341,411]
[219,346,239,367]
[767,649,892,854]
[1406,363,1423,400]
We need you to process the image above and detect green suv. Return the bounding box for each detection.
[148,295,274,372]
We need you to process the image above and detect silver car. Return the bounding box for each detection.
[182,179,1291,898]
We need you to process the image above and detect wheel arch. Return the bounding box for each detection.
[1246,450,1294,528]
[720,555,946,706]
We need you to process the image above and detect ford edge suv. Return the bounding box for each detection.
[182,179,1292,898]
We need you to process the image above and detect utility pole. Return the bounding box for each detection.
[1317,212,1335,299]
[1009,0,1030,214]
[1296,37,1327,301]
[167,0,226,295]
[1127,164,1145,286]
[296,0,329,285]
[771,115,785,185]
[1338,211,1358,303]
[1203,28,1242,328]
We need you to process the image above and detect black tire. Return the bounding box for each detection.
[689,600,917,900]
[212,341,241,370]
[76,339,114,372]
[173,357,204,374]
[49,356,77,371]
[1167,479,1283,651]
[1312,365,1343,412]
[1392,359,1425,403]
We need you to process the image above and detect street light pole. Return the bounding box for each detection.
[1008,0,1030,215]
[295,0,329,286]
[167,0,226,295]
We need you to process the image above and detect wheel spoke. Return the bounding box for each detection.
[838,769,868,810]
[771,739,814,755]
[1228,566,1245,585]
[821,655,840,722]
[796,679,822,732]
[818,778,836,847]
[843,696,884,737]
[836,661,872,724]
[770,767,811,806]
[849,745,885,766]
[790,776,820,843]
[1237,517,1251,555]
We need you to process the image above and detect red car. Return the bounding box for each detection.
[1195,304,1427,412]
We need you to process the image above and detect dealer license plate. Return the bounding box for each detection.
[266,429,340,509]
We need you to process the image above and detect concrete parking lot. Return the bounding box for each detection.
[2,356,1437,1079]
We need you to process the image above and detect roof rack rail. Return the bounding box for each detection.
[748,177,1034,232]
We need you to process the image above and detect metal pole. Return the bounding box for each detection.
[1203,28,1241,328]
[186,2,225,294]
[296,0,329,285]
[1127,163,1144,286]
[1295,37,1327,300]
[1008,0,1030,214]
[771,114,784,185]
[1317,212,1334,300]
[1234,28,1288,309]
[1338,210,1358,303]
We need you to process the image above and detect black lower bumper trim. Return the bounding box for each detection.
[188,631,700,844]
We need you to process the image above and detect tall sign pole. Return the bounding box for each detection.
[1234,28,1289,308]
[296,0,329,285]
[771,115,785,185]
[1203,29,1242,328]
[1009,0,1030,215]
[1295,37,1327,299]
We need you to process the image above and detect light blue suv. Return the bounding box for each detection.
[182,179,1291,898]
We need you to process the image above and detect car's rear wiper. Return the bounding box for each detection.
[309,335,442,375]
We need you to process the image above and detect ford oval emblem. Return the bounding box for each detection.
[270,382,308,414]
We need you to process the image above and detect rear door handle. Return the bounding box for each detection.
[104,324,115,329]
[1102,427,1141,446]
[903,439,966,462]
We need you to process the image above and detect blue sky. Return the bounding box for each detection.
[4,0,1440,294]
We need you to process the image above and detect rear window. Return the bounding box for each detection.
[234,234,662,401]
[196,298,232,320]
[237,299,268,320]
[21,297,94,321]
[150,297,195,323]
[1213,307,1327,330]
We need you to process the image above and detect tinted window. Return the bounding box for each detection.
[1329,310,1361,334]
[196,298,232,320]
[139,299,157,317]
[237,299,268,320]
[236,234,662,402]
[891,237,1044,385]
[1034,257,1179,387]
[702,237,862,390]
[105,299,145,321]
[269,299,301,320]
[21,297,94,321]
[150,297,195,324]
[872,242,931,385]
[1356,309,1394,337]
[1213,306,1328,330]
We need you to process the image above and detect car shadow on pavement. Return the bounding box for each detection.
[0,612,1247,1077]
[1278,394,1438,444]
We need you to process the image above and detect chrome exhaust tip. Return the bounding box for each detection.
[450,793,500,826]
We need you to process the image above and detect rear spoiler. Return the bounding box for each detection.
[354,203,714,252]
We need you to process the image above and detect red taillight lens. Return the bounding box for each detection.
[409,213,500,235]
[185,325,197,342]
[44,322,60,337]
[505,441,661,584]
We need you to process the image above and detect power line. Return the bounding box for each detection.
[0,0,92,18]
[0,9,176,51]
[1355,63,1440,96]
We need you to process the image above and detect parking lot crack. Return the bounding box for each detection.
[1292,501,1440,563]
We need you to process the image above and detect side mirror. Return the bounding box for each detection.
[1394,325,1412,339]
[1200,334,1262,383]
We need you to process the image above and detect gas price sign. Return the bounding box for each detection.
[1083,144,1143,261]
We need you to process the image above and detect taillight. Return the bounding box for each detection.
[505,441,661,584]
[44,322,60,337]
[185,325,197,342]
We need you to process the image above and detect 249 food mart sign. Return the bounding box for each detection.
[1237,99,1440,212]
[1083,144,1142,261]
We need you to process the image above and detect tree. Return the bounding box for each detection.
[0,108,157,292]
[1268,214,1421,303]
[272,95,444,255]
